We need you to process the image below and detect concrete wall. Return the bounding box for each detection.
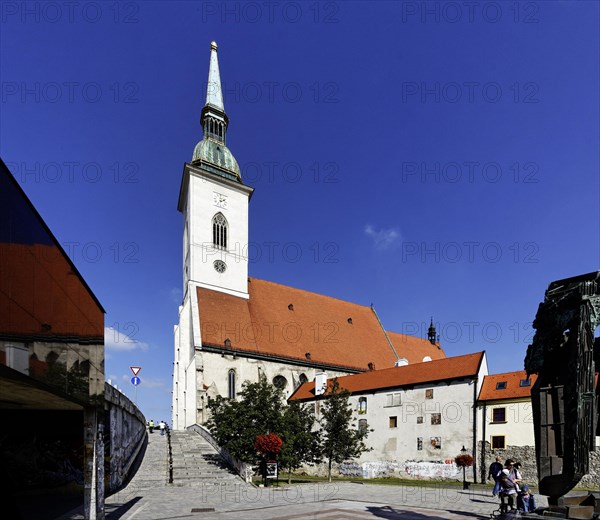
[104,382,147,493]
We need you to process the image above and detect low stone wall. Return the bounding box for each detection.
[105,382,147,492]
[478,441,600,489]
[576,449,600,488]
[188,424,253,482]
[478,442,537,484]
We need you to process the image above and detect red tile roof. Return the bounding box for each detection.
[386,331,445,364]
[288,351,485,401]
[477,371,538,401]
[197,278,446,372]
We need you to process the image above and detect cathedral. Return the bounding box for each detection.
[171,43,445,430]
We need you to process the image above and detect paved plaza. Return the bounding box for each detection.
[62,432,548,520]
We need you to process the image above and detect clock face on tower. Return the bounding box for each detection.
[213,192,228,209]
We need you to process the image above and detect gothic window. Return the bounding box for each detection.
[273,375,287,390]
[212,213,228,250]
[358,397,367,414]
[228,369,236,399]
[298,373,308,386]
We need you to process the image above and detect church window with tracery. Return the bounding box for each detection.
[228,369,236,399]
[212,213,228,249]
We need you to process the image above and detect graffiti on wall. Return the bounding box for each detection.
[404,460,459,479]
[338,461,402,478]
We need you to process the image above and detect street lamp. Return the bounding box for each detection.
[461,445,468,490]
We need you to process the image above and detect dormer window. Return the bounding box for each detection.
[212,213,228,249]
[519,378,531,387]
[496,381,507,390]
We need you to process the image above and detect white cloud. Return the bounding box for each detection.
[364,225,400,250]
[104,326,150,352]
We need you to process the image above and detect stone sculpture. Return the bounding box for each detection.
[525,271,600,503]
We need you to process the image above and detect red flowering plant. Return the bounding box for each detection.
[254,433,283,460]
[454,454,474,468]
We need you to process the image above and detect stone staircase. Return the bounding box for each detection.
[170,430,243,486]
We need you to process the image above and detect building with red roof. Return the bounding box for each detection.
[288,352,488,480]
[477,370,538,451]
[172,44,446,429]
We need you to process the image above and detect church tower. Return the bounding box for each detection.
[173,42,253,430]
[177,41,253,300]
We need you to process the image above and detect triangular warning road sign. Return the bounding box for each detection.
[130,366,141,376]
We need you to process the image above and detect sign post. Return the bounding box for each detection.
[130,367,141,404]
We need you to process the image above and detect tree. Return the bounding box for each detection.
[278,401,322,483]
[206,375,285,464]
[320,378,371,482]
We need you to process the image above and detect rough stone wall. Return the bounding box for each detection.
[478,441,537,484]
[105,382,147,492]
[576,449,600,488]
[478,441,600,489]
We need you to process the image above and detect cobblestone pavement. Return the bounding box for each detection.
[101,481,548,520]
[63,430,549,520]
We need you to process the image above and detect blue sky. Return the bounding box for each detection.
[1,1,598,424]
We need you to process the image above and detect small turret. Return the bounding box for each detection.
[427,317,437,345]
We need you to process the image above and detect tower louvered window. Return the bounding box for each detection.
[212,213,228,250]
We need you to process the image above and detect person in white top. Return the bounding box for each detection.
[159,420,166,436]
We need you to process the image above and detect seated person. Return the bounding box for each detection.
[517,485,536,513]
